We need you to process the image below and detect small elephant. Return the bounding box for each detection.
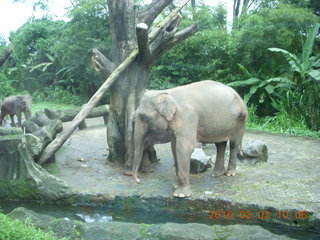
[0,94,32,127]
[131,80,247,198]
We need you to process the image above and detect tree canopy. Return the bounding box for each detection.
[1,0,319,132]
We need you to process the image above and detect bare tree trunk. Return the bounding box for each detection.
[92,0,199,167]
[0,48,13,67]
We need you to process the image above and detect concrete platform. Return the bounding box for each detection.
[52,117,320,231]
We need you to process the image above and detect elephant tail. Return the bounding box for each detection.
[240,141,243,157]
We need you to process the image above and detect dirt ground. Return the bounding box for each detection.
[53,117,320,218]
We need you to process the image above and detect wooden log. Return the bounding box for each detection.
[45,105,109,123]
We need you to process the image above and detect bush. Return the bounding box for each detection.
[247,106,320,138]
[32,86,84,105]
[0,212,64,240]
[0,73,16,99]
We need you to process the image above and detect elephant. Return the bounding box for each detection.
[0,94,32,127]
[131,80,247,198]
[124,111,171,175]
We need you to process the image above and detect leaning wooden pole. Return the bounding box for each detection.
[37,0,191,165]
[38,50,138,164]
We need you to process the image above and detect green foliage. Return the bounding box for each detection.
[228,64,296,115]
[32,102,80,113]
[247,106,320,138]
[32,86,84,105]
[2,0,320,135]
[7,18,65,92]
[0,212,64,240]
[52,0,111,98]
[236,4,319,72]
[268,24,320,130]
[0,73,16,98]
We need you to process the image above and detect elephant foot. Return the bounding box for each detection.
[225,171,236,177]
[212,169,225,177]
[173,186,191,198]
[140,165,154,173]
[123,170,133,176]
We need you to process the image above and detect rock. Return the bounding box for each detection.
[30,111,52,127]
[240,140,268,164]
[217,225,292,240]
[22,120,41,133]
[24,134,45,158]
[78,221,144,240]
[0,127,23,136]
[33,119,63,144]
[190,148,211,173]
[158,223,219,240]
[44,108,60,120]
[8,207,79,240]
[8,207,55,230]
[0,135,23,179]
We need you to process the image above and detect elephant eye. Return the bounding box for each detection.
[139,113,149,122]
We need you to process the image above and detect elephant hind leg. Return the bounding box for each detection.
[0,111,5,126]
[212,141,227,177]
[226,129,245,176]
[226,140,238,176]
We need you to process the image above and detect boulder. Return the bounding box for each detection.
[22,120,41,133]
[0,127,23,136]
[8,207,79,240]
[30,111,52,127]
[158,223,219,240]
[240,140,268,164]
[24,134,45,158]
[190,148,211,174]
[79,222,144,240]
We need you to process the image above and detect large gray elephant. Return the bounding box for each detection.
[0,94,32,127]
[131,80,247,198]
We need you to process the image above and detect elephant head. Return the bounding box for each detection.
[132,91,178,182]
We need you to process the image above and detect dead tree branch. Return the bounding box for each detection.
[139,0,173,27]
[0,48,13,68]
[91,48,115,78]
[136,23,152,67]
[151,23,199,59]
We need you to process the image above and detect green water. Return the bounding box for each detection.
[0,201,318,240]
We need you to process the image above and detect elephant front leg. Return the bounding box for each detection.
[173,136,194,198]
[10,115,16,127]
[212,141,227,177]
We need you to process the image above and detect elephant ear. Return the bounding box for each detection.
[156,93,178,121]
[17,96,27,109]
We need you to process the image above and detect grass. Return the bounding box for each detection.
[0,212,66,240]
[247,107,320,138]
[32,102,80,114]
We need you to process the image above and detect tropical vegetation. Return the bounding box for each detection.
[0,212,65,240]
[0,0,319,135]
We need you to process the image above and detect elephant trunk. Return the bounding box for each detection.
[132,118,147,184]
